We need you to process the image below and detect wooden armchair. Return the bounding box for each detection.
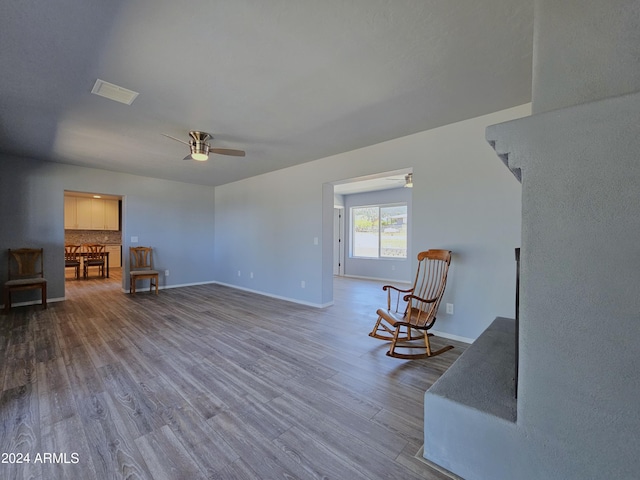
[65,244,81,279]
[129,246,159,294]
[369,249,453,359]
[3,248,47,313]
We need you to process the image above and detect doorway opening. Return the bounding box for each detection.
[330,168,413,282]
[64,190,124,291]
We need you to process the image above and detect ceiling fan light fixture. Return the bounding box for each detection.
[162,131,245,160]
[190,140,209,161]
[404,173,413,188]
[191,152,208,161]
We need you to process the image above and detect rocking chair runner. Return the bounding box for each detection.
[369,249,453,359]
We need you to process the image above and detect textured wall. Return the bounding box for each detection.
[480,92,640,479]
[532,0,640,113]
[423,1,640,477]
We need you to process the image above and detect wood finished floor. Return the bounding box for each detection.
[0,269,466,480]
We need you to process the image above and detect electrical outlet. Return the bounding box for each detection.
[237,270,241,277]
[131,236,138,243]
[250,272,254,278]
[301,280,306,288]
[165,270,169,276]
[446,303,454,314]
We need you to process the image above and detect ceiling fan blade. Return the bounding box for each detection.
[162,133,190,146]
[183,155,193,161]
[210,148,246,157]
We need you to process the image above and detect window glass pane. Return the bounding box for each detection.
[380,205,407,258]
[352,206,379,258]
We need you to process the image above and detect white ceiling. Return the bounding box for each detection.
[0,1,533,188]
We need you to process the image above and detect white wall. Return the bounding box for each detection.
[213,169,326,306]
[214,103,530,339]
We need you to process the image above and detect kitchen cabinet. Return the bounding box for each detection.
[64,197,75,229]
[105,245,122,267]
[76,198,93,229]
[64,196,92,229]
[90,198,119,230]
[90,199,105,229]
[104,199,119,230]
[64,196,119,230]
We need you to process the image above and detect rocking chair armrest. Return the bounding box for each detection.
[383,285,414,312]
[403,293,438,304]
[382,285,413,293]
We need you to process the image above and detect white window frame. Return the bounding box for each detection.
[350,202,408,259]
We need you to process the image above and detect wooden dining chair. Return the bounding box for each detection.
[82,244,106,279]
[129,246,159,294]
[64,244,81,279]
[369,249,453,359]
[3,248,47,313]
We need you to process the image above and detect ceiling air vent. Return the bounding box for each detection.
[91,79,139,105]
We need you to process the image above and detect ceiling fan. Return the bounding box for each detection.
[162,131,245,161]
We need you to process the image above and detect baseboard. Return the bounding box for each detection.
[121,280,333,308]
[430,329,474,344]
[0,296,65,311]
[123,280,217,294]
[161,280,218,290]
[415,446,463,480]
[213,281,334,309]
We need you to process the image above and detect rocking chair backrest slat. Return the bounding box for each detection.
[407,249,451,328]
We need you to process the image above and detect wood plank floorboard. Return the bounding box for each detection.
[0,269,467,479]
[0,384,42,480]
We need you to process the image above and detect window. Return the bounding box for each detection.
[351,203,407,258]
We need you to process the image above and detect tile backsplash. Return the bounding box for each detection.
[65,230,122,245]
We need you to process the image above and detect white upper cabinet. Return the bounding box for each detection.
[64,196,76,229]
[104,199,119,230]
[76,197,93,229]
[90,198,106,229]
[64,196,120,230]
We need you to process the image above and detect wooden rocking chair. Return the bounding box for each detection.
[369,249,453,359]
